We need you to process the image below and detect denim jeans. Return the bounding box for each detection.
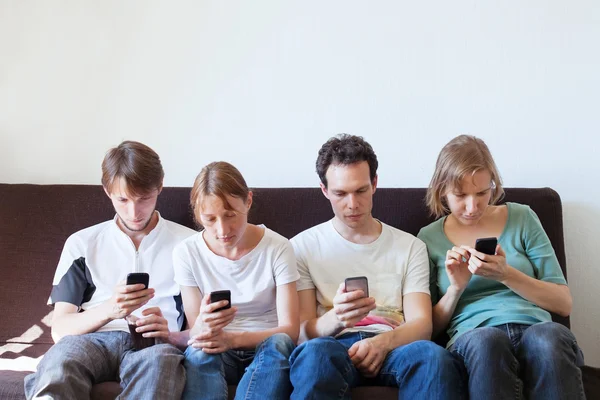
[182,333,295,400]
[450,321,586,400]
[289,331,466,400]
[23,331,185,400]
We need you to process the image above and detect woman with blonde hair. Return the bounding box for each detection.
[173,161,299,400]
[418,135,585,399]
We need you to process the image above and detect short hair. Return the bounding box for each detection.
[426,135,504,218]
[316,134,378,188]
[190,161,250,225]
[101,141,164,197]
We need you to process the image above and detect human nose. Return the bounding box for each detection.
[128,201,141,218]
[215,218,228,236]
[465,196,478,214]
[347,193,358,210]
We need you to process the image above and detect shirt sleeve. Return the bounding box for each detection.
[523,206,567,285]
[272,241,300,286]
[291,236,316,291]
[417,227,440,305]
[401,238,431,296]
[49,235,93,307]
[172,241,200,287]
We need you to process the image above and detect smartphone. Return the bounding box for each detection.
[126,272,149,289]
[210,290,231,312]
[345,276,369,297]
[475,237,498,256]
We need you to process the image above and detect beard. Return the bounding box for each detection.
[117,211,155,233]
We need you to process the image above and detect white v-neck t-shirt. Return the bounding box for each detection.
[173,226,299,332]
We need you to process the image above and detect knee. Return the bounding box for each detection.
[184,346,221,369]
[452,327,514,362]
[142,344,184,368]
[401,341,460,370]
[260,333,296,357]
[290,337,347,366]
[520,322,575,354]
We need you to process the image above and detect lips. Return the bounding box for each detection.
[347,214,362,220]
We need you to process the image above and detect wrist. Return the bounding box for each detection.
[371,332,393,353]
[326,308,345,335]
[447,285,465,299]
[228,330,241,349]
[500,266,516,286]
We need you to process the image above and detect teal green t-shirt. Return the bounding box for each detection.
[417,202,567,348]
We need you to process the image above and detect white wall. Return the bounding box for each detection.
[1,1,599,366]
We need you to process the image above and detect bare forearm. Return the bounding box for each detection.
[432,287,463,338]
[502,267,572,316]
[372,317,432,352]
[168,330,191,350]
[231,324,298,349]
[51,305,112,342]
[300,309,343,342]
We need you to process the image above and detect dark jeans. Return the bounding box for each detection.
[289,331,466,400]
[450,321,586,400]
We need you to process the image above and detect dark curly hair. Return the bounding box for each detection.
[316,134,378,188]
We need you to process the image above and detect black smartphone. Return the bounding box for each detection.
[210,290,231,312]
[475,237,498,256]
[126,272,149,289]
[345,276,369,297]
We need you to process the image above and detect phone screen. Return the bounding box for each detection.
[345,276,369,297]
[210,290,231,312]
[475,237,498,256]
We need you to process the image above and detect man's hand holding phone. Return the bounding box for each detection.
[103,278,155,321]
[331,280,376,330]
[189,291,237,352]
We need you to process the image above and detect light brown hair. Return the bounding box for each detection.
[190,162,250,224]
[426,135,504,218]
[101,141,164,196]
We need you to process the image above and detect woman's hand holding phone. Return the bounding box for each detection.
[189,293,237,349]
[461,244,509,281]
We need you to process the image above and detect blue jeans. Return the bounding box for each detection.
[182,333,295,400]
[289,331,466,400]
[23,331,185,400]
[450,321,586,400]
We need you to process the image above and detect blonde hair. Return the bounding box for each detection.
[190,162,250,225]
[426,135,504,218]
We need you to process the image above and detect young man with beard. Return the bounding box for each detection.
[25,141,195,400]
[288,134,465,399]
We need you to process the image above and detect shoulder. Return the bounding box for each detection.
[160,218,197,240]
[381,222,423,245]
[290,221,330,246]
[416,218,444,244]
[173,231,202,255]
[263,227,293,250]
[64,220,113,251]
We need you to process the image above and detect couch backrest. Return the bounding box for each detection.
[0,184,568,347]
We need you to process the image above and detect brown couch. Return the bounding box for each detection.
[1,184,598,399]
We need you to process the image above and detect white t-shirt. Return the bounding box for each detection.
[49,213,196,333]
[173,226,300,332]
[291,219,430,335]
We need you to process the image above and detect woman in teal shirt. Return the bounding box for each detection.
[418,135,584,400]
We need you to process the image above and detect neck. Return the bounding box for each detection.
[117,211,159,249]
[205,224,263,261]
[332,216,382,244]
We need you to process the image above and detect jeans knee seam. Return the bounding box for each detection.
[242,346,264,400]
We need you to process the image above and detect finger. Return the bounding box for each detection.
[496,244,505,257]
[203,307,237,322]
[136,322,167,333]
[202,346,226,354]
[205,301,234,314]
[142,330,169,339]
[347,342,360,358]
[141,306,162,317]
[335,290,371,305]
[118,295,154,308]
[336,282,346,296]
[452,246,471,259]
[118,289,154,301]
